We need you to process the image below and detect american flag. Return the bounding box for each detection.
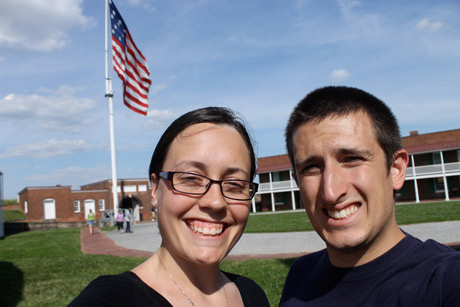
[109,0,151,116]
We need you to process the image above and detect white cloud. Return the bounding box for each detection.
[25,165,109,188]
[330,69,350,81]
[336,0,382,37]
[0,0,94,51]
[0,139,96,159]
[0,85,97,133]
[416,18,444,32]
[338,0,362,11]
[151,83,167,94]
[126,0,156,12]
[145,108,176,128]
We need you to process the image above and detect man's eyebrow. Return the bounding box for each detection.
[294,148,373,168]
[294,156,321,169]
[338,148,373,157]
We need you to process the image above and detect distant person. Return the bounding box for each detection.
[116,209,124,234]
[280,86,460,306]
[124,209,132,233]
[70,107,269,306]
[87,209,95,235]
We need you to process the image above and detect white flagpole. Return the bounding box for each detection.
[105,0,119,217]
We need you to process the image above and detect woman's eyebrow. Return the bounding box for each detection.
[172,161,250,177]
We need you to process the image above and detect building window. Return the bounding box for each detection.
[24,201,28,213]
[99,199,105,211]
[123,185,136,193]
[434,178,445,192]
[74,201,81,213]
[432,152,442,164]
[138,184,147,192]
[272,172,281,182]
[275,193,285,205]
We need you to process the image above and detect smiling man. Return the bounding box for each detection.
[280,86,460,306]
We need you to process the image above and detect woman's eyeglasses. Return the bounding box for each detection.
[159,171,258,201]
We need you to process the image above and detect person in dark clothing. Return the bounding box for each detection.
[281,86,460,306]
[124,209,131,233]
[70,107,269,306]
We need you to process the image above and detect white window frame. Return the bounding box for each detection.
[434,177,445,193]
[24,201,28,214]
[123,185,137,193]
[272,172,281,182]
[138,184,147,192]
[98,199,105,211]
[275,193,285,205]
[433,152,442,164]
[74,200,81,213]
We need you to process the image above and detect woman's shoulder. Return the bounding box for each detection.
[69,271,171,306]
[223,271,270,306]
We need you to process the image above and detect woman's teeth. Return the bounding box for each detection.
[188,222,224,236]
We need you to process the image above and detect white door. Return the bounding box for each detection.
[133,204,140,221]
[43,199,56,220]
[84,200,96,219]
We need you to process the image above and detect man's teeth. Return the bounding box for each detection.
[327,205,358,219]
[189,223,223,236]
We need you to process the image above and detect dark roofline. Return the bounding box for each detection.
[80,178,150,189]
[18,185,72,195]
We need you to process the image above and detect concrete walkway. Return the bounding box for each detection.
[81,220,460,260]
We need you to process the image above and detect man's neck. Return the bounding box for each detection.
[327,226,406,268]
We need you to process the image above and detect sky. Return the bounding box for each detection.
[1,0,460,199]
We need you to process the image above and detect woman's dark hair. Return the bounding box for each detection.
[149,107,257,181]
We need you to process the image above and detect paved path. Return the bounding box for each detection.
[81,220,460,260]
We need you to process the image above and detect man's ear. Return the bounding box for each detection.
[391,149,409,190]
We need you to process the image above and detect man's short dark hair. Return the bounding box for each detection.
[285,86,401,172]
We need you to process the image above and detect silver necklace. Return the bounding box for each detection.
[158,256,228,307]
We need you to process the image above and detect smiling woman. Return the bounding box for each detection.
[69,107,269,307]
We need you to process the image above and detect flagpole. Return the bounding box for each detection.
[105,0,119,217]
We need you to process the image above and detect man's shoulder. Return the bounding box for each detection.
[405,235,460,263]
[292,249,328,269]
[283,249,329,286]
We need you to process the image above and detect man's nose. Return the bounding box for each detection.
[320,163,347,204]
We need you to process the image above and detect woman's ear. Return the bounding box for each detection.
[150,174,159,205]
[391,149,409,190]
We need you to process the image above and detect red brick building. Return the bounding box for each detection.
[19,179,152,223]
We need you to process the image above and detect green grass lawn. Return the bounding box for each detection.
[1,200,459,306]
[245,200,460,233]
[0,228,291,306]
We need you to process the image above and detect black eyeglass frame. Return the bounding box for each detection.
[159,171,258,201]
